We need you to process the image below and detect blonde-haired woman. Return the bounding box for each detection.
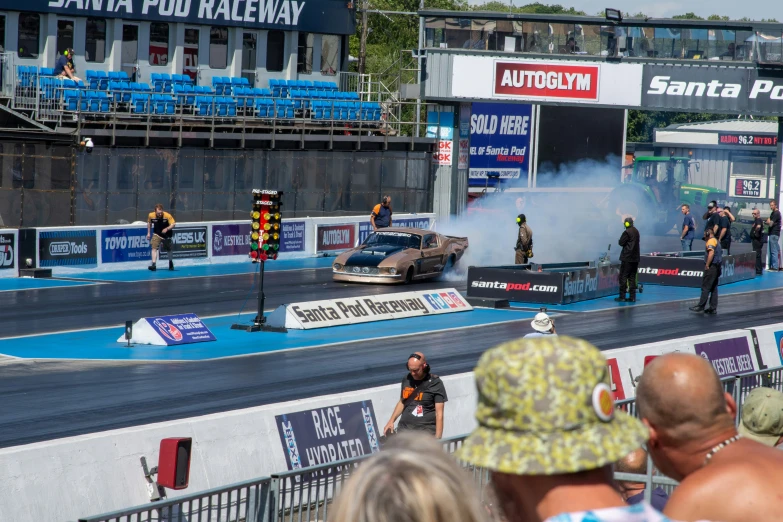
[329,432,490,522]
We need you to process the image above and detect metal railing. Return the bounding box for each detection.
[77,475,274,522]
[6,67,427,140]
[78,366,783,522]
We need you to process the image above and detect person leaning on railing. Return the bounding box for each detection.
[54,48,81,83]
[636,353,783,522]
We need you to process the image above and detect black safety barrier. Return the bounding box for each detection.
[637,251,756,287]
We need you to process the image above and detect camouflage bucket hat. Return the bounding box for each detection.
[456,336,648,475]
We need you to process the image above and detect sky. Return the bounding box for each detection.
[505,0,780,20]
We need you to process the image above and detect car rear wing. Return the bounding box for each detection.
[445,235,469,247]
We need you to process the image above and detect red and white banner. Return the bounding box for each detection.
[494,62,599,101]
[457,139,469,169]
[433,140,453,166]
[316,224,356,253]
[451,55,642,107]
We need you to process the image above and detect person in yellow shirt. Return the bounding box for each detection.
[147,203,176,271]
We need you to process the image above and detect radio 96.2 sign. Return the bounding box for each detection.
[734,178,762,198]
[719,133,778,147]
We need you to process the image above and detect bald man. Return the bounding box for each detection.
[383,352,448,439]
[636,353,783,522]
[615,447,669,512]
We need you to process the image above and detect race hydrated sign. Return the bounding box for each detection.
[118,313,216,346]
[275,401,381,473]
[266,288,472,330]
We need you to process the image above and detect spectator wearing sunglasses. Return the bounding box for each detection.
[383,352,448,439]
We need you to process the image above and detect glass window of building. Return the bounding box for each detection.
[183,27,199,80]
[57,19,74,57]
[266,30,285,72]
[0,16,6,53]
[297,33,313,74]
[84,18,106,63]
[209,27,228,69]
[17,13,40,59]
[321,34,339,75]
[149,23,169,66]
[242,32,257,83]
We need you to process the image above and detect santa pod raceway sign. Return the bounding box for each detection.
[642,64,783,115]
[275,401,380,474]
[637,252,756,287]
[118,313,216,346]
[466,264,620,305]
[266,288,472,330]
[448,55,642,107]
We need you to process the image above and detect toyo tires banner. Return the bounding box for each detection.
[102,228,150,263]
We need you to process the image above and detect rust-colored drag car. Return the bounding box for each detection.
[332,228,469,284]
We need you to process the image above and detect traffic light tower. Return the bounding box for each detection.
[232,189,286,332]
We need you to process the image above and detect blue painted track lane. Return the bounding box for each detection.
[0,278,101,292]
[0,308,535,361]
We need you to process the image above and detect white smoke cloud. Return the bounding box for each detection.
[439,156,629,276]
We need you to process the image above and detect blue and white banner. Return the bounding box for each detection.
[39,230,98,267]
[281,221,306,253]
[358,217,432,244]
[469,102,532,186]
[120,313,216,346]
[102,227,151,263]
[275,401,381,472]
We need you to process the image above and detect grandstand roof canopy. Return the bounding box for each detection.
[418,9,783,32]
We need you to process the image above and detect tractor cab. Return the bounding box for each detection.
[626,156,690,209]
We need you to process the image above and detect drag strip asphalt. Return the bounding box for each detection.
[2,283,783,448]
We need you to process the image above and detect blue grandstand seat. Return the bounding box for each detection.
[131,92,150,114]
[63,89,80,111]
[253,98,272,118]
[302,80,314,89]
[152,94,175,115]
[274,99,294,119]
[151,73,172,93]
[212,77,225,95]
[18,66,39,88]
[88,91,110,112]
[269,79,281,98]
[39,68,55,76]
[195,95,213,116]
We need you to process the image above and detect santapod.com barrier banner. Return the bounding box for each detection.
[266,288,472,330]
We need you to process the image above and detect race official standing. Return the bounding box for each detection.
[370,195,392,231]
[147,203,176,271]
[766,200,781,271]
[702,201,720,239]
[751,208,765,275]
[690,227,722,314]
[616,217,640,303]
[514,213,533,264]
[719,206,734,255]
[680,204,696,251]
[383,352,448,439]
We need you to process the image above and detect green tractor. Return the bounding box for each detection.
[602,156,727,236]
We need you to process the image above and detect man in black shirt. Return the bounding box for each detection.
[54,48,81,82]
[702,202,721,241]
[751,208,765,275]
[616,217,640,303]
[766,200,781,271]
[383,352,448,438]
[718,206,733,255]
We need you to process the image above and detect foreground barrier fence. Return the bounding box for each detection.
[76,366,783,522]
